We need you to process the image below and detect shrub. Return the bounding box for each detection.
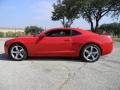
[99,23,120,37]
[0,32,4,37]
[25,26,44,35]
[6,32,16,37]
[16,32,25,37]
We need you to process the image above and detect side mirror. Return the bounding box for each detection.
[35,34,45,44]
[39,34,45,39]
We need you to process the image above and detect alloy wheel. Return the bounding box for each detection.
[82,44,101,62]
[10,45,26,60]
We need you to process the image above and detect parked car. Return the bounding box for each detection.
[4,28,113,62]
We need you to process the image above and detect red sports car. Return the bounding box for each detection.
[4,28,113,62]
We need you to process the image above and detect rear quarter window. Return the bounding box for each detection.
[72,30,81,36]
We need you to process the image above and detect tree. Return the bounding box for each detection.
[25,26,44,35]
[52,0,80,27]
[52,0,120,32]
[0,32,4,37]
[99,23,120,37]
[111,0,120,19]
[77,0,120,32]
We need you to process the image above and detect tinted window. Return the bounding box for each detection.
[46,30,71,37]
[72,30,81,36]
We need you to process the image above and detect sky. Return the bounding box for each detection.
[0,0,119,29]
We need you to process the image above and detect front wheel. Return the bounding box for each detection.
[81,44,101,62]
[9,44,27,61]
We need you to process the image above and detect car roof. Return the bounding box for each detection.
[47,28,79,30]
[46,28,94,35]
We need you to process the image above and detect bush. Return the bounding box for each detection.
[99,23,120,37]
[25,26,44,35]
[0,32,4,37]
[16,32,25,37]
[6,32,16,37]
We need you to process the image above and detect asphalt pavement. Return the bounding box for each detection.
[0,38,120,90]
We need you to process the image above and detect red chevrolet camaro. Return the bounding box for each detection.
[4,28,113,62]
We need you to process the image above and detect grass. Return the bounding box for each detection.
[113,37,120,42]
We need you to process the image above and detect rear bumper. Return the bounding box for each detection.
[99,35,113,55]
[101,42,113,55]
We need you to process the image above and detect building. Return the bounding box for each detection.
[0,27,25,37]
[0,27,24,33]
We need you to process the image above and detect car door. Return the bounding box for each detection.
[35,29,74,56]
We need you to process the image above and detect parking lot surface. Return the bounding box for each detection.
[0,38,120,90]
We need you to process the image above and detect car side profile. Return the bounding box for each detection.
[4,28,113,62]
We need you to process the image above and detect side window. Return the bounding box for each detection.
[60,30,70,36]
[46,30,71,37]
[46,30,60,37]
[71,30,81,36]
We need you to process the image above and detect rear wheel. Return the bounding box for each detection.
[81,44,101,62]
[9,44,27,61]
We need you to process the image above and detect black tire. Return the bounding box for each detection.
[81,44,101,62]
[9,44,27,61]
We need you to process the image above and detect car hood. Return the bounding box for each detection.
[6,36,37,43]
[15,36,37,39]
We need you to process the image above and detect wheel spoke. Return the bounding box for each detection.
[85,50,90,54]
[15,46,19,51]
[87,54,91,58]
[91,55,96,60]
[19,53,24,58]
[11,50,17,54]
[15,53,19,59]
[92,51,98,55]
[20,48,24,52]
[90,46,94,52]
